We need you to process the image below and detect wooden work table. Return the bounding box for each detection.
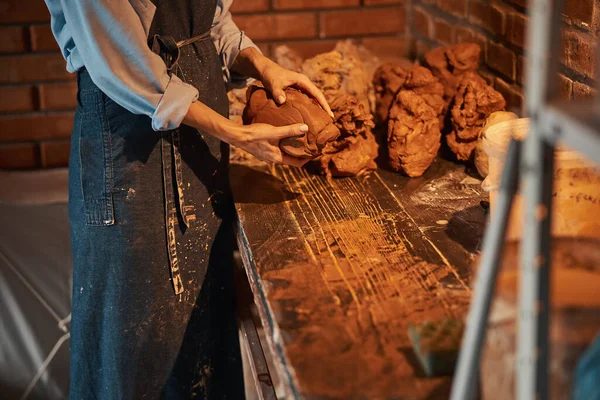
[231,156,488,400]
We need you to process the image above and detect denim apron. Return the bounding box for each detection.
[68,0,243,398]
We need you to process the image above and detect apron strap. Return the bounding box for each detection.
[150,32,210,295]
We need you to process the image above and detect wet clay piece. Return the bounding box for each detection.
[448,73,506,161]
[243,86,340,159]
[424,43,482,102]
[373,63,408,124]
[309,94,378,177]
[388,91,441,177]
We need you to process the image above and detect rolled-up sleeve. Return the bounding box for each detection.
[51,0,198,131]
[211,0,261,90]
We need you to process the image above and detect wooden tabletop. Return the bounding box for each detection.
[231,156,488,400]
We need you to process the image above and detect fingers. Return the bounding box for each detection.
[271,85,287,105]
[267,123,309,140]
[282,154,310,168]
[295,77,334,118]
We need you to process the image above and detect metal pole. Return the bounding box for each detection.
[450,139,522,400]
[520,0,563,397]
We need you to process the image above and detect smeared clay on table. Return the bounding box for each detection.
[424,43,481,103]
[243,86,340,159]
[387,90,441,177]
[301,41,374,114]
[309,94,378,177]
[448,72,506,161]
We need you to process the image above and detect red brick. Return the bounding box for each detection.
[0,54,72,83]
[434,18,453,45]
[230,0,269,13]
[277,40,338,59]
[562,0,595,30]
[320,7,405,37]
[0,85,37,113]
[413,6,433,39]
[234,13,317,41]
[557,73,573,100]
[0,0,50,23]
[0,26,28,53]
[437,0,468,18]
[364,0,404,4]
[454,26,487,55]
[0,113,74,142]
[30,25,59,52]
[0,143,38,169]
[469,0,506,35]
[40,140,70,168]
[506,12,527,49]
[486,41,516,80]
[495,78,523,113]
[572,81,597,100]
[38,82,77,110]
[563,28,597,79]
[274,0,359,9]
[361,36,411,58]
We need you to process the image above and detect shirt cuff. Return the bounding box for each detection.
[222,31,261,91]
[151,74,199,131]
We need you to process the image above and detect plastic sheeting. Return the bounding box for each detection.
[0,169,72,399]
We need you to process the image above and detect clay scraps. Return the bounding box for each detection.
[309,94,378,177]
[448,72,506,161]
[387,91,441,178]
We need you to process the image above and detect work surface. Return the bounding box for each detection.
[231,157,487,400]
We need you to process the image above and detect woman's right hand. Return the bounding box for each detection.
[228,122,310,167]
[183,100,310,168]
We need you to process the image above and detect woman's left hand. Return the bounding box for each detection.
[259,62,334,118]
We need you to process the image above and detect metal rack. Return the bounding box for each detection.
[450,0,600,399]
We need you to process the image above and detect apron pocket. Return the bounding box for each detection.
[78,89,115,226]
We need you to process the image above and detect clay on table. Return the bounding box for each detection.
[387,90,441,177]
[448,72,506,161]
[424,43,481,102]
[309,94,378,177]
[301,43,374,114]
[242,86,340,159]
[373,63,408,124]
[403,66,446,127]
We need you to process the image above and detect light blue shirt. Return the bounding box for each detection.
[44,0,259,131]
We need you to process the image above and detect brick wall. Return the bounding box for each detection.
[409,0,599,113]
[0,0,596,169]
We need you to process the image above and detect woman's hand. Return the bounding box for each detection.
[229,122,311,168]
[183,101,310,168]
[231,47,333,117]
[259,62,334,118]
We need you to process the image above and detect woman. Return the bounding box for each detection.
[44,0,331,398]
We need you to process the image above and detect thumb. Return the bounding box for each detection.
[272,87,286,105]
[271,123,309,140]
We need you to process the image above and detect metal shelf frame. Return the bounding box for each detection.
[450,0,600,399]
